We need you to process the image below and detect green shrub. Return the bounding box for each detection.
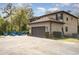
[53,31,63,38]
[45,32,49,38]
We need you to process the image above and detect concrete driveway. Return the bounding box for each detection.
[0,35,79,55]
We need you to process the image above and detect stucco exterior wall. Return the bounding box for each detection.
[48,14,56,20]
[51,23,63,32]
[63,13,78,35]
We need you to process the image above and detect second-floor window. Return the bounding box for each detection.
[56,13,63,20]
[66,17,68,21]
[60,13,63,19]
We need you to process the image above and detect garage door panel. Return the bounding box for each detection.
[32,27,45,38]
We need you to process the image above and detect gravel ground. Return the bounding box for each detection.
[0,35,79,55]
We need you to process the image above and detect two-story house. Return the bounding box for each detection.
[29,11,78,38]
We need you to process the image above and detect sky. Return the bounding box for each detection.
[0,3,79,16]
[32,3,79,16]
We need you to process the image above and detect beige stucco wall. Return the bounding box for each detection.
[51,23,63,32]
[78,19,79,26]
[63,13,78,35]
[48,14,56,20]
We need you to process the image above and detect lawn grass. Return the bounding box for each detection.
[63,38,79,42]
[52,37,79,42]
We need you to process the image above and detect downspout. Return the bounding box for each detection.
[62,25,64,36]
[77,18,79,34]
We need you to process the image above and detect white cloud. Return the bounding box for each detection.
[61,3,71,6]
[35,7,60,15]
[70,4,79,12]
[36,7,46,13]
[73,4,79,8]
[55,4,59,7]
[54,4,60,7]
[48,7,60,12]
[14,3,32,8]
[45,7,60,14]
[52,3,71,8]
[33,7,46,16]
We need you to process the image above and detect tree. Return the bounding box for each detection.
[8,4,33,32]
[0,3,33,34]
[0,16,5,35]
[2,3,16,32]
[13,7,30,32]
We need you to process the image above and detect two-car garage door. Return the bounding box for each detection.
[31,27,45,38]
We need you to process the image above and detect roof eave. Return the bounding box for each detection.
[30,20,65,24]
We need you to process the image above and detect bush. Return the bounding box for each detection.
[0,31,3,35]
[72,33,78,38]
[45,32,49,38]
[53,31,63,38]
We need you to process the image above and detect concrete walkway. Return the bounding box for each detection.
[0,35,79,55]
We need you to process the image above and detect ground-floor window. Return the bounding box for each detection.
[65,26,68,32]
